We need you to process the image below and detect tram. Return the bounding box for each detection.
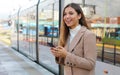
[10,0,61,74]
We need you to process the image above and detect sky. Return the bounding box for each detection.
[0,0,37,19]
[0,0,120,20]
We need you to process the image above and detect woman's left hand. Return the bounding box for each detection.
[56,46,67,58]
[51,46,67,58]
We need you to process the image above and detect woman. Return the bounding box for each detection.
[51,3,97,75]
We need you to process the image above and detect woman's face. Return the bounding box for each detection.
[63,6,81,29]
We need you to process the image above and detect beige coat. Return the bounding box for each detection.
[56,26,97,75]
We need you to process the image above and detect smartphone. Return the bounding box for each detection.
[47,43,55,47]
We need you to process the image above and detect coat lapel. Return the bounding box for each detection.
[68,26,87,52]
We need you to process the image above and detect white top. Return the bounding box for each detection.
[69,25,81,43]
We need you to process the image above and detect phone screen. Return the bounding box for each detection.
[47,43,55,47]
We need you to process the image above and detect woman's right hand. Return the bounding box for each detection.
[50,47,60,57]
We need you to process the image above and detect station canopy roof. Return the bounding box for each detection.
[91,23,120,28]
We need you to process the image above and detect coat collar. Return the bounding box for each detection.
[65,26,87,52]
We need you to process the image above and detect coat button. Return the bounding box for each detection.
[70,63,72,65]
[67,62,69,64]
[74,64,76,66]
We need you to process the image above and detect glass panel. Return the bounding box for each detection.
[11,14,18,49]
[38,0,59,73]
[19,6,37,60]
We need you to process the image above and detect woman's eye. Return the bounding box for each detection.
[63,13,66,16]
[69,12,73,15]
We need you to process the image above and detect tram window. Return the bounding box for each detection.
[20,24,23,29]
[44,26,58,37]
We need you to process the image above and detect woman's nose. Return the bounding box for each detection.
[65,14,70,18]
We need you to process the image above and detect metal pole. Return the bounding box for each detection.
[59,0,64,75]
[82,0,85,7]
[51,3,54,44]
[114,44,116,65]
[93,5,96,14]
[101,43,104,62]
[103,0,108,38]
[35,0,40,63]
[17,7,21,52]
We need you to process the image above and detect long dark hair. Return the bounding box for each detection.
[59,3,88,47]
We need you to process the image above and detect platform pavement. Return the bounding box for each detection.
[0,41,120,75]
[95,61,120,75]
[0,42,54,75]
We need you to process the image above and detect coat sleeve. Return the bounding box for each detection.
[55,57,65,65]
[64,31,97,70]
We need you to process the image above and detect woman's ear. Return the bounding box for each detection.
[78,14,81,19]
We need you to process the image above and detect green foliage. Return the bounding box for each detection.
[102,37,120,46]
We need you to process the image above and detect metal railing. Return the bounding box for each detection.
[101,43,120,65]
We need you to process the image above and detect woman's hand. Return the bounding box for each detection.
[50,46,67,58]
[50,47,60,57]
